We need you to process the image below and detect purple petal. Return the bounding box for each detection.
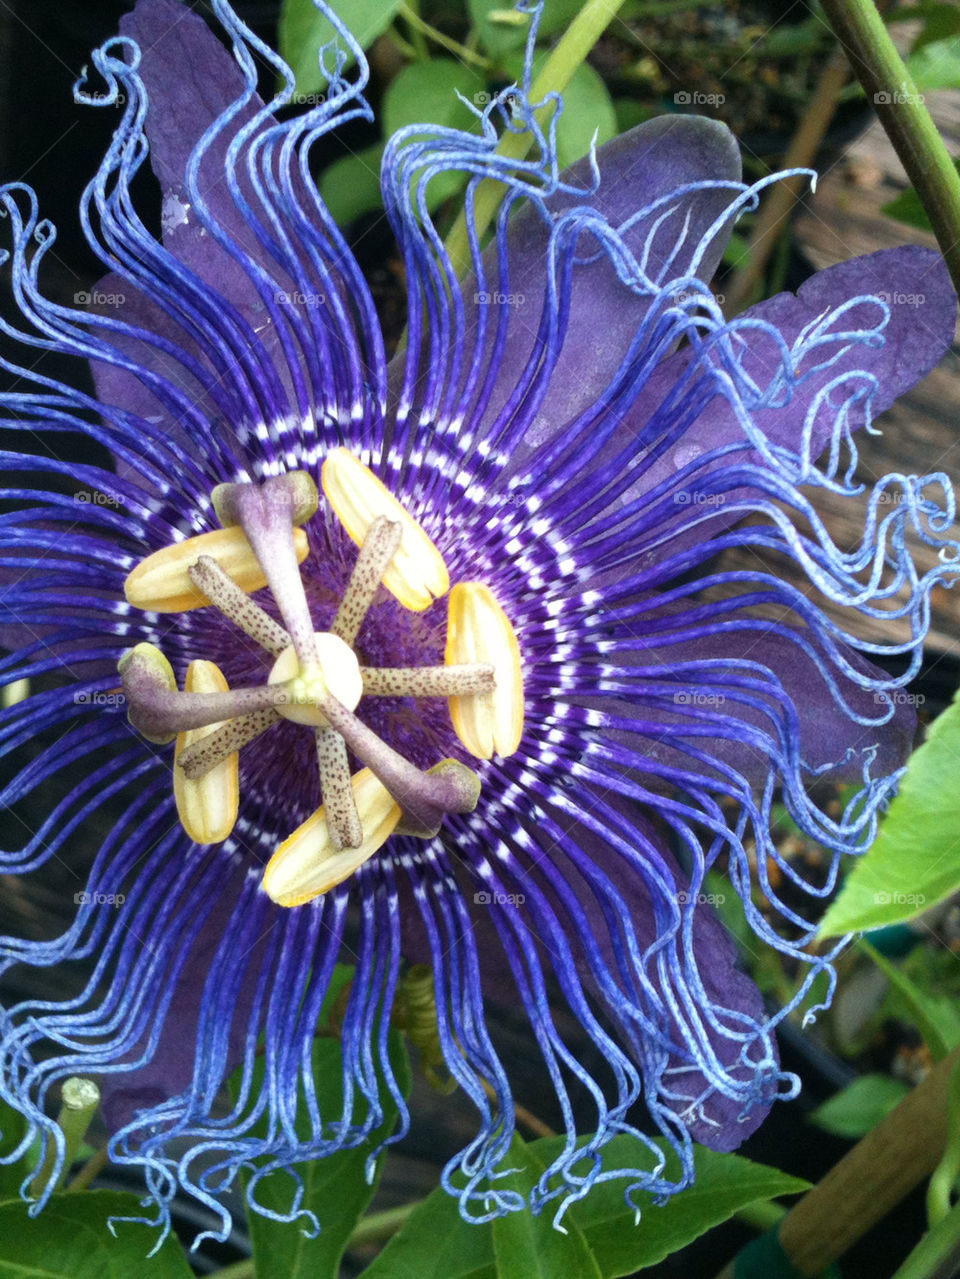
[119,0,274,324]
[621,246,957,529]
[391,115,741,439]
[479,115,741,440]
[423,802,777,1153]
[98,865,252,1132]
[604,617,915,790]
[120,0,260,206]
[749,244,957,432]
[87,273,216,464]
[570,803,777,1149]
[678,901,776,1148]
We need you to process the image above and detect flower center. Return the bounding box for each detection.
[268,633,363,727]
[118,453,525,906]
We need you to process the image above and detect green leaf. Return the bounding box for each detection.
[469,0,589,63]
[0,1190,193,1278]
[500,51,617,170]
[319,144,385,227]
[721,230,752,271]
[860,939,960,1062]
[364,1135,808,1278]
[809,1074,911,1139]
[362,1185,496,1279]
[819,691,960,938]
[492,1137,602,1279]
[912,3,960,51]
[233,1020,411,1279]
[756,16,830,57]
[383,58,483,137]
[0,1096,29,1202]
[905,35,960,91]
[842,30,960,103]
[383,59,484,211]
[882,184,933,232]
[613,98,655,134]
[468,0,530,62]
[535,0,595,40]
[546,1137,809,1275]
[279,0,403,97]
[883,157,960,231]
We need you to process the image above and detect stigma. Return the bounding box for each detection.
[117,455,526,904]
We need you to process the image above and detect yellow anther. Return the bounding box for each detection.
[268,631,363,726]
[262,768,401,907]
[321,448,449,612]
[173,660,239,844]
[124,526,309,613]
[445,582,524,760]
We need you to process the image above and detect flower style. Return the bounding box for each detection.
[0,0,957,1245]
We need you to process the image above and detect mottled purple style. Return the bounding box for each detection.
[0,0,956,1247]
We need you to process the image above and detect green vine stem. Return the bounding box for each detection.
[214,1260,253,1279]
[29,1077,100,1198]
[892,1196,960,1279]
[927,1056,960,1227]
[66,1146,109,1193]
[397,0,429,60]
[346,1201,418,1248]
[397,2,491,69]
[774,1047,960,1277]
[442,0,630,277]
[820,0,960,295]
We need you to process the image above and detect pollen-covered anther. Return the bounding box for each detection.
[262,768,401,907]
[268,631,363,727]
[321,448,449,612]
[124,526,309,613]
[446,582,524,759]
[173,661,239,844]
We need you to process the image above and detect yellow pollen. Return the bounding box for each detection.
[268,631,363,726]
[445,582,524,760]
[262,768,401,906]
[173,660,239,844]
[124,525,310,613]
[321,448,449,612]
